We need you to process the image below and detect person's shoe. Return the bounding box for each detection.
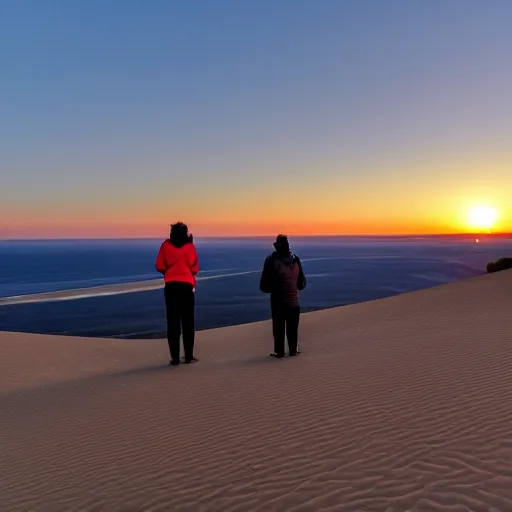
[170,359,180,366]
[289,349,302,356]
[270,352,285,359]
[184,356,198,364]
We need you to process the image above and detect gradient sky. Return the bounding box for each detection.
[1,0,511,238]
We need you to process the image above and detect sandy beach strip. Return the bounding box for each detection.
[0,270,259,306]
[1,271,512,511]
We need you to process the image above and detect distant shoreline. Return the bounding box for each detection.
[0,270,260,306]
[1,236,506,340]
[1,274,486,340]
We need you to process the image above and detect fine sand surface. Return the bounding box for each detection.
[1,271,512,511]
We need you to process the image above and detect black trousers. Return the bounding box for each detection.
[271,305,300,356]
[164,282,195,362]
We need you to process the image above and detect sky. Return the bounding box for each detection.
[1,0,511,238]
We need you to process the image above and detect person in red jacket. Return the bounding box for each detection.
[155,222,200,365]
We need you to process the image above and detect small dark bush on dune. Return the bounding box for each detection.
[487,258,512,273]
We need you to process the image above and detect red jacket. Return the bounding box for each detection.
[155,240,200,286]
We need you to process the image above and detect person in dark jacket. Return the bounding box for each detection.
[260,235,306,358]
[155,222,200,365]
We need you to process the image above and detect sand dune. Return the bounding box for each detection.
[1,271,512,511]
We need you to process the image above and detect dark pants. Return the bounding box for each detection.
[271,305,300,356]
[164,282,195,362]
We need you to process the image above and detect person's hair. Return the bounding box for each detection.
[169,222,192,248]
[274,234,290,253]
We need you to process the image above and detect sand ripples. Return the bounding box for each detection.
[1,272,512,511]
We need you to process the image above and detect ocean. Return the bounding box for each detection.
[0,236,510,338]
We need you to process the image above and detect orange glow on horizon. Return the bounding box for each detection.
[2,216,510,239]
[2,190,511,239]
[2,147,511,239]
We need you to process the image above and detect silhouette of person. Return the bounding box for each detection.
[260,235,307,358]
[155,222,199,365]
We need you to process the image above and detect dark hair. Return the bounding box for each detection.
[169,222,193,248]
[273,234,290,253]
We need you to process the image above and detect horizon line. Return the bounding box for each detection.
[1,232,510,242]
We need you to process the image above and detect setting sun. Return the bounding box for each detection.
[467,206,498,231]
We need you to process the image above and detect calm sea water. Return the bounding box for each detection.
[0,236,510,338]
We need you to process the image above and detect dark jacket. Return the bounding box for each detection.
[260,251,306,308]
